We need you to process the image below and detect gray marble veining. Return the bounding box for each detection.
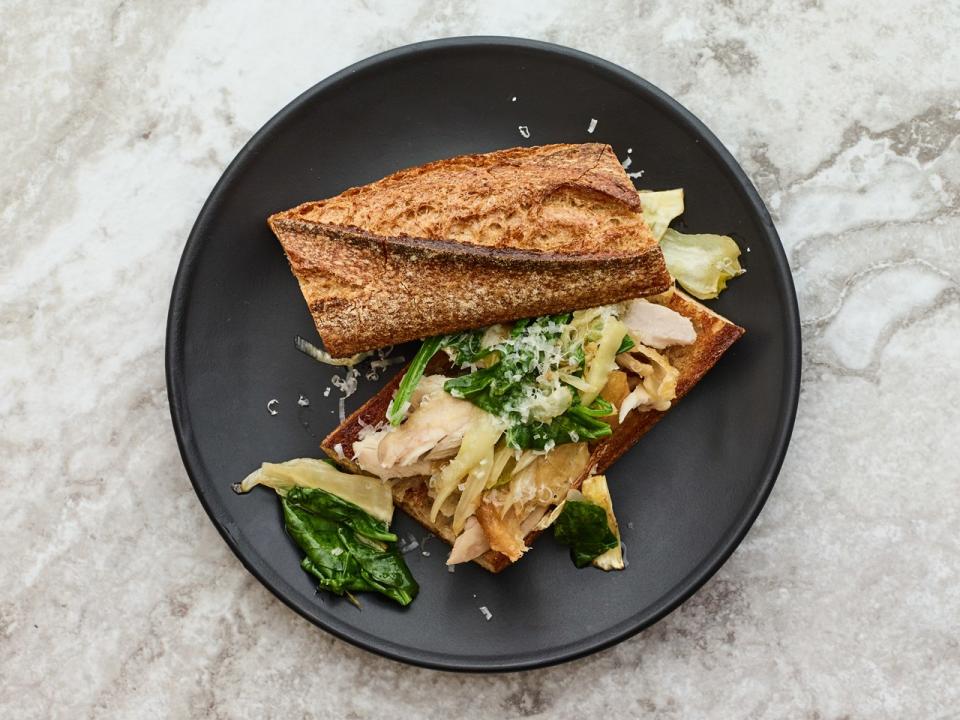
[2,1,958,718]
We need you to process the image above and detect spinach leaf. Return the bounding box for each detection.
[285,487,397,542]
[442,313,580,449]
[443,313,620,450]
[282,501,374,595]
[443,329,494,365]
[616,334,635,355]
[387,335,444,425]
[281,490,418,606]
[505,397,614,450]
[553,500,619,568]
[443,363,500,401]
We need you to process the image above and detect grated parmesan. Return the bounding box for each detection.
[297,394,310,407]
[266,399,279,416]
[478,606,493,621]
[518,125,530,139]
[357,418,385,441]
[398,535,419,554]
[587,117,598,133]
[622,156,632,169]
[331,367,360,423]
[627,170,645,179]
[294,335,371,366]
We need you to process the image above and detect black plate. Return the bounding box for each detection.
[166,37,800,671]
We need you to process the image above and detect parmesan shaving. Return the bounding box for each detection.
[294,336,371,366]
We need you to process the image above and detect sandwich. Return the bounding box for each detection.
[237,143,745,604]
[320,287,742,572]
[268,143,673,358]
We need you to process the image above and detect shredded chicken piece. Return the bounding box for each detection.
[632,343,679,412]
[616,352,653,376]
[618,384,654,422]
[377,380,485,468]
[423,432,464,461]
[447,516,488,564]
[409,374,447,406]
[623,298,696,348]
[353,430,433,479]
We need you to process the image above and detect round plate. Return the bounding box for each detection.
[166,37,800,672]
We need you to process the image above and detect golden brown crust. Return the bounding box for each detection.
[269,143,671,357]
[321,288,744,573]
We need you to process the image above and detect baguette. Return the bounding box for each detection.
[321,288,744,572]
[269,144,672,357]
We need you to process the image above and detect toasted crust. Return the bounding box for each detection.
[269,144,671,357]
[322,289,744,573]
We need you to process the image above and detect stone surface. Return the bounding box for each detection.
[2,1,958,718]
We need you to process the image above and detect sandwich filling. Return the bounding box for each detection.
[352,295,697,565]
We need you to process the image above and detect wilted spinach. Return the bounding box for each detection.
[282,487,418,606]
[553,499,619,568]
[388,311,620,450]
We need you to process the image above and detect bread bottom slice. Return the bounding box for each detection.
[321,288,744,572]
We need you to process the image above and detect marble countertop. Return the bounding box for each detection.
[3,1,958,717]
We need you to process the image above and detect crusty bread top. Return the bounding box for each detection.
[275,144,655,255]
[268,144,673,357]
[269,219,669,358]
[321,289,744,572]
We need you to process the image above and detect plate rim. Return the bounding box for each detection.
[165,35,801,672]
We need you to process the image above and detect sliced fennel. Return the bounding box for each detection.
[430,414,505,522]
[580,319,628,406]
[452,442,495,533]
[638,188,684,241]
[235,457,394,524]
[660,228,745,300]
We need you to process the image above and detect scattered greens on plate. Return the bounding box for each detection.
[235,458,418,606]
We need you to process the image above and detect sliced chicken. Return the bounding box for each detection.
[623,298,696,349]
[448,502,548,565]
[377,377,485,468]
[353,430,433,480]
[447,516,488,564]
[616,352,652,376]
[423,432,464,461]
[618,384,653,422]
[408,374,447,407]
